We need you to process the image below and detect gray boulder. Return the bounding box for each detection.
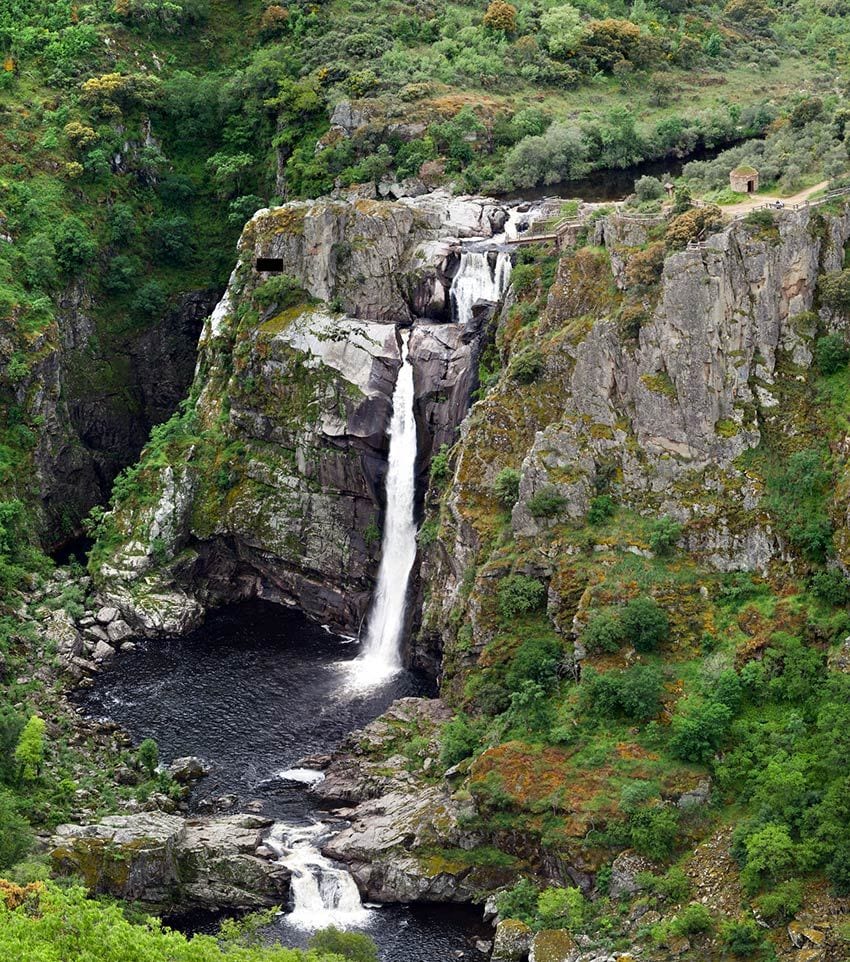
[50,811,289,911]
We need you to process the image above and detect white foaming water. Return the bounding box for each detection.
[352,330,418,686]
[268,821,370,929]
[277,767,326,785]
[451,250,512,327]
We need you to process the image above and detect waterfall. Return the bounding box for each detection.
[267,821,370,929]
[354,330,418,684]
[451,250,512,327]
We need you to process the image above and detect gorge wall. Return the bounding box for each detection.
[88,191,512,644]
[88,193,850,685]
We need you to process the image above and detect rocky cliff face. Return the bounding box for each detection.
[420,203,850,688]
[90,192,512,642]
[11,283,216,547]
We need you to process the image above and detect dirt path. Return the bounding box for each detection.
[721,180,829,218]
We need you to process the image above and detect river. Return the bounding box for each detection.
[77,601,492,961]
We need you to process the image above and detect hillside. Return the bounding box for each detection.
[3,0,850,960]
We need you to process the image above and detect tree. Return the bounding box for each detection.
[0,789,32,869]
[258,4,289,38]
[137,738,159,777]
[483,0,518,34]
[540,4,584,58]
[14,716,45,781]
[582,610,626,654]
[537,886,585,929]
[819,270,850,313]
[621,596,670,652]
[634,175,664,201]
[669,699,732,763]
[503,122,589,189]
[53,217,97,273]
[440,715,483,768]
[648,515,683,555]
[814,334,849,375]
[741,823,795,891]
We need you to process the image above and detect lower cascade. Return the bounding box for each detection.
[451,250,512,326]
[354,329,418,682]
[267,820,370,929]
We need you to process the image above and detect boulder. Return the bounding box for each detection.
[50,811,289,911]
[608,851,654,900]
[96,606,119,624]
[106,619,133,644]
[167,756,212,782]
[530,930,577,962]
[92,640,116,662]
[493,919,533,961]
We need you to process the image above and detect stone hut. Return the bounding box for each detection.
[730,165,759,194]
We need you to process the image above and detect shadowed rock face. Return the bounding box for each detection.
[34,287,218,546]
[90,193,511,648]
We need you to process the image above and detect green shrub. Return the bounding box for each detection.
[0,789,32,870]
[754,879,803,920]
[440,715,483,769]
[819,269,850,314]
[536,886,585,930]
[508,347,544,383]
[582,610,626,654]
[137,738,159,777]
[253,273,304,310]
[815,333,849,375]
[587,495,615,524]
[497,575,547,621]
[494,468,520,509]
[527,487,567,519]
[670,902,713,936]
[310,927,377,962]
[429,444,451,488]
[634,175,665,201]
[810,568,850,605]
[669,699,732,763]
[505,636,563,691]
[629,805,679,859]
[743,208,776,230]
[720,919,766,956]
[648,516,682,555]
[495,878,538,924]
[581,665,664,721]
[638,866,691,902]
[14,716,45,781]
[620,596,670,652]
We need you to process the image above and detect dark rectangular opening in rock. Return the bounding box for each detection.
[256,257,285,273]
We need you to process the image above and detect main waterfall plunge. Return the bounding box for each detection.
[354,250,513,684]
[354,330,418,684]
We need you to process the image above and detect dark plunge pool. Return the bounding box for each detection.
[76,601,491,962]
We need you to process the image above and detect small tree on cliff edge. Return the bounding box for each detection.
[15,716,45,781]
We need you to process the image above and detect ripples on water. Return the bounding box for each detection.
[77,601,491,961]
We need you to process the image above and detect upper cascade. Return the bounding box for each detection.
[450,251,513,327]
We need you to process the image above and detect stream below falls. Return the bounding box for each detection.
[77,601,491,961]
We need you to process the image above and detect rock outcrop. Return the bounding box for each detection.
[312,698,514,902]
[91,192,513,642]
[50,811,289,911]
[421,203,850,677]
